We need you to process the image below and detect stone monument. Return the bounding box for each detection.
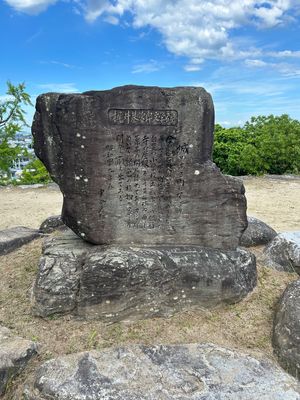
[31,85,256,322]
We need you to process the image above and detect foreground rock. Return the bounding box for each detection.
[31,231,256,322]
[240,216,277,247]
[0,326,38,395]
[0,227,40,256]
[39,215,65,234]
[24,343,300,399]
[273,279,300,380]
[264,231,300,274]
[33,85,247,249]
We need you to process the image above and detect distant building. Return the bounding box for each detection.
[8,132,35,179]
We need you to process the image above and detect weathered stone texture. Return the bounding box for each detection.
[24,343,300,399]
[264,231,300,274]
[0,227,40,256]
[0,326,38,395]
[32,85,247,249]
[39,215,65,234]
[273,279,300,380]
[31,231,256,322]
[240,216,277,247]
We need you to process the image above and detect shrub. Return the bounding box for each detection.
[213,115,300,175]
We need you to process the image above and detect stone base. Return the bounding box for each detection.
[31,231,257,322]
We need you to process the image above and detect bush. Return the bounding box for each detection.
[18,158,52,184]
[213,115,300,175]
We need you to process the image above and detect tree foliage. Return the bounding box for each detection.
[0,82,32,179]
[19,158,52,185]
[213,114,300,175]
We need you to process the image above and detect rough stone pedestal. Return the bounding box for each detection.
[31,231,257,322]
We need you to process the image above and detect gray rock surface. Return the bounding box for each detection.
[39,215,65,234]
[24,343,300,399]
[0,326,38,395]
[32,85,247,250]
[240,216,277,247]
[264,231,300,273]
[31,231,256,322]
[0,227,40,256]
[273,279,300,380]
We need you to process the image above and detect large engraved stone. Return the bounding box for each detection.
[32,86,247,249]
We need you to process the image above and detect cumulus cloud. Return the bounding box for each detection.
[5,0,300,69]
[4,0,57,14]
[78,0,300,66]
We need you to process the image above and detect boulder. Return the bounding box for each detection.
[0,227,40,256]
[39,215,65,234]
[240,216,277,247]
[32,86,247,250]
[24,343,300,399]
[31,230,257,322]
[0,326,38,395]
[273,279,300,379]
[264,231,300,273]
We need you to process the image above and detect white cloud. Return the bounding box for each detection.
[4,0,57,14]
[103,15,119,24]
[78,1,299,59]
[76,0,300,69]
[245,59,300,77]
[184,65,202,72]
[268,50,300,58]
[5,0,300,68]
[40,60,79,69]
[37,83,79,92]
[0,95,14,103]
[245,59,268,68]
[132,59,162,74]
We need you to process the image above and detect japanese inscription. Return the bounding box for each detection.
[103,129,189,230]
[108,109,178,126]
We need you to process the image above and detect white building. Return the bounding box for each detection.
[9,132,35,179]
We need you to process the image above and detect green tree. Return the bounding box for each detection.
[213,114,300,175]
[0,81,32,181]
[19,158,51,185]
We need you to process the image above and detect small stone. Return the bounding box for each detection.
[0,227,40,256]
[24,343,300,399]
[39,215,65,234]
[0,326,38,395]
[264,231,300,274]
[273,279,300,380]
[240,216,277,247]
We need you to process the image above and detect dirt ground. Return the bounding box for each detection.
[0,175,299,232]
[0,175,299,398]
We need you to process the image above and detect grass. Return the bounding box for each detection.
[0,239,298,399]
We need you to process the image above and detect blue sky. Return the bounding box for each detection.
[1,0,300,127]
